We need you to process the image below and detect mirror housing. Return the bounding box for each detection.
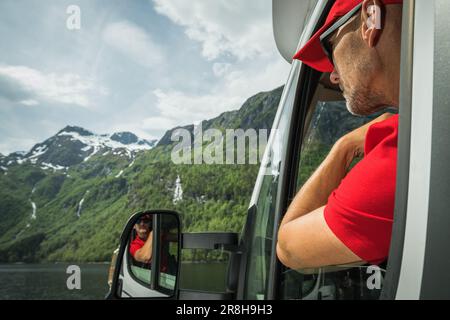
[106,210,181,299]
[181,232,239,251]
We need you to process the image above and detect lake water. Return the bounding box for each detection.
[0,262,228,300]
[0,263,110,300]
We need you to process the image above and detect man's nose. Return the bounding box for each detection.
[330,70,340,85]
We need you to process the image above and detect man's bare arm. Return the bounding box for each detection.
[277,113,393,270]
[134,231,153,263]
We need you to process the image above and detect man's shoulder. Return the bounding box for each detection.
[365,114,399,156]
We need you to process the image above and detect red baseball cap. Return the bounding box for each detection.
[293,0,403,73]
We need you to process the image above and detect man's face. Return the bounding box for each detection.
[134,217,152,240]
[328,13,387,116]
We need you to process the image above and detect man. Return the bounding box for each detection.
[130,214,153,264]
[276,0,403,270]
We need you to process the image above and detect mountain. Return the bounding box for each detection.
[0,86,284,263]
[157,86,283,146]
[0,126,157,171]
[110,131,155,147]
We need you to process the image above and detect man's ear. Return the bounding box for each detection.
[361,0,385,48]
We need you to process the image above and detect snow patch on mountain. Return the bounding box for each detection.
[58,130,153,161]
[83,145,100,162]
[28,145,48,161]
[41,162,67,172]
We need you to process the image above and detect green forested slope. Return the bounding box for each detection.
[0,86,283,262]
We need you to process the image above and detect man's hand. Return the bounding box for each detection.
[336,112,394,168]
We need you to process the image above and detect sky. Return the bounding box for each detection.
[0,0,291,155]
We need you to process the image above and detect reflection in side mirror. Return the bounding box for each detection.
[110,210,180,299]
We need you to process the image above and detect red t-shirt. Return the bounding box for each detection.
[129,234,169,272]
[130,236,145,258]
[324,115,398,265]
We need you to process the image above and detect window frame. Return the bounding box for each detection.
[387,0,450,300]
[419,0,450,299]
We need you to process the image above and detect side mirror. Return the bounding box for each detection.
[107,210,181,299]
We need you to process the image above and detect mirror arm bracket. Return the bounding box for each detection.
[181,232,240,252]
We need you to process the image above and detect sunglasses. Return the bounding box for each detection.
[319,3,363,67]
[136,217,152,225]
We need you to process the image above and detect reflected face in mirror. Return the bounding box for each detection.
[134,215,152,241]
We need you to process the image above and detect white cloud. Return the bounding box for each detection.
[148,0,291,132]
[212,62,231,77]
[152,57,290,127]
[0,137,36,155]
[153,88,242,126]
[103,20,165,68]
[0,65,107,107]
[141,116,178,131]
[20,99,39,106]
[152,0,275,61]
